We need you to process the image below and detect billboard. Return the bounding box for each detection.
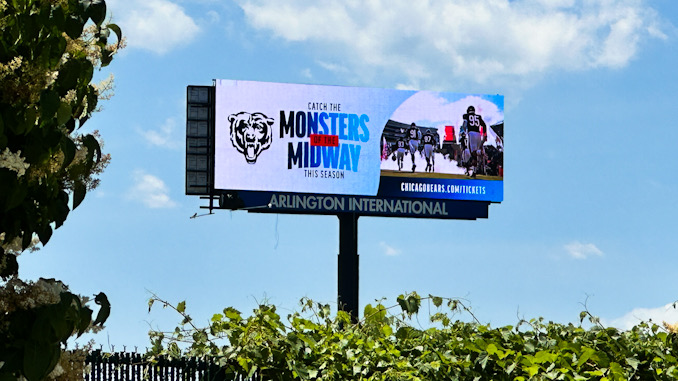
[213,79,504,203]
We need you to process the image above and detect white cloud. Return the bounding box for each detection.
[564,241,603,259]
[206,10,220,24]
[391,92,503,128]
[316,60,350,74]
[139,118,179,149]
[128,170,177,208]
[379,241,401,256]
[236,0,665,88]
[604,303,678,330]
[301,68,313,79]
[109,0,200,54]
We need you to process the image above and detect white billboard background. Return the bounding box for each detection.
[215,80,412,196]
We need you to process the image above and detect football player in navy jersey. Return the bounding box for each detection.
[406,123,421,172]
[422,130,436,172]
[395,136,407,171]
[462,106,487,177]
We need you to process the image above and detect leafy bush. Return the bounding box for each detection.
[0,0,121,379]
[148,292,678,380]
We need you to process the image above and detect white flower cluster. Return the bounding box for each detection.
[33,278,68,304]
[0,56,22,83]
[0,148,30,177]
[0,277,66,314]
[0,56,22,76]
[20,278,65,309]
[63,89,77,104]
[73,146,88,165]
[92,73,114,93]
[45,70,59,87]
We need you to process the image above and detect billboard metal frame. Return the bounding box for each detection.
[186,83,498,321]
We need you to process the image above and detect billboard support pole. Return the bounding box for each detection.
[338,213,359,323]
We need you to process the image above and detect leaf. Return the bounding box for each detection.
[76,306,93,336]
[609,362,625,379]
[82,133,102,169]
[526,364,540,377]
[476,352,489,369]
[448,299,458,311]
[87,0,106,25]
[406,293,421,315]
[397,295,408,312]
[53,191,71,228]
[177,301,186,313]
[72,180,86,210]
[22,231,33,251]
[107,23,123,45]
[37,225,52,246]
[626,357,640,370]
[381,325,393,337]
[56,102,72,125]
[224,307,241,321]
[363,303,374,318]
[432,296,443,308]
[81,62,95,90]
[40,90,60,120]
[577,347,595,367]
[22,342,60,381]
[60,136,77,169]
[4,184,27,212]
[99,47,114,67]
[247,365,258,379]
[56,60,82,93]
[486,343,498,355]
[397,292,421,315]
[65,14,85,39]
[92,292,110,326]
[23,107,37,134]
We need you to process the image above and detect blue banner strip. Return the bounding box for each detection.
[377,176,503,202]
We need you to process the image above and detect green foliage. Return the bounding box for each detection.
[0,0,120,379]
[1,292,92,381]
[148,293,678,381]
[0,0,121,274]
[0,278,109,380]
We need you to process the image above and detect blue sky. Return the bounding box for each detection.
[16,0,678,351]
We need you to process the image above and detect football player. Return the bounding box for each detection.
[395,136,406,171]
[422,130,436,172]
[406,122,421,172]
[461,106,487,177]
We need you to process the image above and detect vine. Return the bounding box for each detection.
[147,292,678,380]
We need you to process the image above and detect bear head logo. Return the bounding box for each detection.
[228,111,274,164]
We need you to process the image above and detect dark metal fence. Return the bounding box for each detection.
[84,351,260,381]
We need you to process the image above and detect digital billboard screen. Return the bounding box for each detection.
[214,80,504,203]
